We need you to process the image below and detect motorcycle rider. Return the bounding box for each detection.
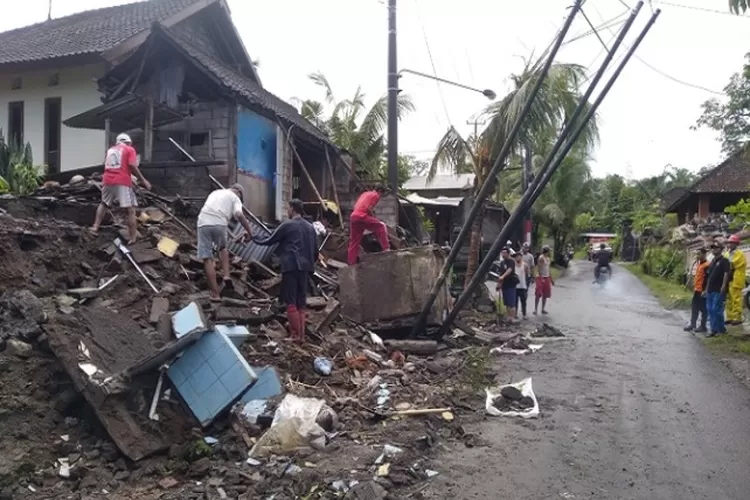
[594,243,612,282]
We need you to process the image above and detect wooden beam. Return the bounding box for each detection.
[281,126,324,207]
[325,147,344,228]
[104,118,111,151]
[144,97,154,162]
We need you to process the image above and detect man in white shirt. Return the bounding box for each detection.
[197,184,254,300]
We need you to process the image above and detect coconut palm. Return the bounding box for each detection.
[430,60,599,287]
[296,72,415,181]
[729,0,747,14]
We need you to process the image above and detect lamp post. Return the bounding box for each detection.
[386,66,496,191]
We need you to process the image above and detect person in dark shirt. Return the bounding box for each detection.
[705,242,731,336]
[594,243,612,281]
[254,199,318,343]
[495,247,519,321]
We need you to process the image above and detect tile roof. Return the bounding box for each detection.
[402,173,475,192]
[0,0,202,65]
[156,25,335,148]
[691,150,750,194]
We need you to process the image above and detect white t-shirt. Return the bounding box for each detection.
[198,189,243,228]
[515,263,527,289]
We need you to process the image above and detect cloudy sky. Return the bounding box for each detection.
[4,0,749,179]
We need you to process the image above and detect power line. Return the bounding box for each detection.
[590,4,725,96]
[412,0,452,126]
[579,7,611,53]
[563,10,629,46]
[651,0,750,18]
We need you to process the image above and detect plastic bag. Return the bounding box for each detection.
[248,417,326,457]
[485,377,539,419]
[490,344,543,356]
[272,394,325,427]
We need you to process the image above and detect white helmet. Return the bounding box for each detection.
[116,133,132,144]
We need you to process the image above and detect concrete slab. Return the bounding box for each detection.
[338,246,451,325]
[172,302,209,339]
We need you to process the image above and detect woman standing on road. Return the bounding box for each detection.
[514,252,530,319]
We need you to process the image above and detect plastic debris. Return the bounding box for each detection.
[313,357,333,376]
[485,377,540,419]
[374,444,403,465]
[204,436,219,445]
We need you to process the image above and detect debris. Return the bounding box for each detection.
[215,307,274,326]
[305,296,328,310]
[376,463,390,477]
[114,237,160,293]
[441,411,455,422]
[204,436,219,445]
[66,287,100,299]
[159,477,179,489]
[308,298,341,334]
[214,324,252,348]
[384,339,438,355]
[532,323,565,337]
[6,339,32,358]
[157,236,180,257]
[425,469,439,478]
[486,377,540,419]
[57,458,71,478]
[374,445,403,464]
[149,297,170,324]
[172,302,209,339]
[313,357,333,376]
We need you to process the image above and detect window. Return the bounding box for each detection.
[44,98,62,174]
[10,77,21,90]
[8,101,24,148]
[48,73,60,87]
[189,132,208,147]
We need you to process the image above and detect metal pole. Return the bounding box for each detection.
[387,0,399,191]
[440,8,660,335]
[523,142,532,246]
[411,0,584,335]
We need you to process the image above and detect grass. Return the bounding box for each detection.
[624,263,693,310]
[703,329,750,356]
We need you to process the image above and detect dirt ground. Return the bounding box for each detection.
[423,261,750,500]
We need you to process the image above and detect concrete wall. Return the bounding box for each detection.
[235,108,277,220]
[0,63,106,172]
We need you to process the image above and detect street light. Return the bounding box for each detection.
[398,69,497,100]
[386,67,496,192]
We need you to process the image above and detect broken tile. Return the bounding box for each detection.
[214,324,252,349]
[149,298,170,325]
[172,302,209,339]
[157,237,179,258]
[168,331,257,426]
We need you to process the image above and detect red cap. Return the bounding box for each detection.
[728,234,741,244]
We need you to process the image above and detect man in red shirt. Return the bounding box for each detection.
[347,185,390,265]
[91,133,152,244]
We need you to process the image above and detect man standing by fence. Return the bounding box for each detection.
[684,247,709,333]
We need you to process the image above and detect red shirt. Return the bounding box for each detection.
[353,191,380,215]
[102,143,137,186]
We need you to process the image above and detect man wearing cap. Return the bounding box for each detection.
[521,243,535,281]
[254,199,318,343]
[706,242,731,336]
[91,133,152,243]
[726,234,746,325]
[197,184,254,300]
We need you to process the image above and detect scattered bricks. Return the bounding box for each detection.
[149,298,170,325]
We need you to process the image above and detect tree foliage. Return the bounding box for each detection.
[0,131,44,195]
[694,55,750,155]
[729,0,748,14]
[295,72,415,185]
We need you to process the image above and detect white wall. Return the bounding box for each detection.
[0,63,106,172]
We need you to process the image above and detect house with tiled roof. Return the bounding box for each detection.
[664,149,750,225]
[0,0,346,221]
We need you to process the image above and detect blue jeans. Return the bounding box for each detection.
[707,292,727,333]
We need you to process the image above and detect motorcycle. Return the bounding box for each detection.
[596,267,611,286]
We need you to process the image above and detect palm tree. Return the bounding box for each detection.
[729,0,747,14]
[296,72,414,181]
[430,61,599,287]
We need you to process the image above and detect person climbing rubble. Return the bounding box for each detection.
[347,185,390,265]
[197,184,254,301]
[726,234,746,325]
[91,133,152,243]
[253,199,318,343]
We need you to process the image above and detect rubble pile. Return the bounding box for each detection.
[0,176,539,499]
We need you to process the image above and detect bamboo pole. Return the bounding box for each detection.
[324,146,345,228]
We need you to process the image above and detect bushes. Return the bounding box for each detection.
[0,132,45,195]
[640,245,685,284]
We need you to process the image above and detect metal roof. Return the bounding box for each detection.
[400,193,464,207]
[226,219,277,264]
[402,174,475,192]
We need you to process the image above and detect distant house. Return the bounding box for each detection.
[0,0,363,224]
[402,173,475,199]
[665,151,750,224]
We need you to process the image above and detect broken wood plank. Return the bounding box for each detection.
[305,296,328,310]
[149,297,170,325]
[250,259,278,279]
[132,248,163,264]
[384,339,438,356]
[214,307,275,326]
[308,299,340,334]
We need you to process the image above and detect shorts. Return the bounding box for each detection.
[101,184,137,208]
[280,270,308,308]
[197,225,228,260]
[535,277,552,299]
[501,287,517,308]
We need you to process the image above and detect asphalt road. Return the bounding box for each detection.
[430,261,750,500]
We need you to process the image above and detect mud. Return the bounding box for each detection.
[428,261,750,500]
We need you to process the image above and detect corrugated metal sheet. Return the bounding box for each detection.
[227,219,278,264]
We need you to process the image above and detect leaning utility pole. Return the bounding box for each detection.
[439,4,659,336]
[410,0,584,336]
[387,0,399,192]
[523,142,532,246]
